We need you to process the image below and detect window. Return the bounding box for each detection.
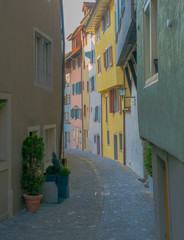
[79,129,82,143]
[66,74,70,87]
[107,130,110,146]
[119,132,122,152]
[90,50,95,63]
[102,7,110,33]
[73,60,76,70]
[28,126,40,137]
[84,105,86,117]
[89,76,96,92]
[43,125,56,163]
[93,106,101,122]
[104,45,113,70]
[87,81,89,92]
[72,82,81,95]
[64,94,70,105]
[94,135,96,143]
[73,127,75,140]
[97,26,100,42]
[71,108,81,119]
[35,30,52,88]
[68,132,70,143]
[78,57,81,68]
[115,0,125,37]
[114,89,121,113]
[143,0,158,85]
[105,96,108,122]
[65,112,69,123]
[97,56,101,74]
[109,89,114,113]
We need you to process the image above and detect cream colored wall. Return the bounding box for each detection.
[0,0,62,219]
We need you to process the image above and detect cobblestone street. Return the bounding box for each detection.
[0,150,156,240]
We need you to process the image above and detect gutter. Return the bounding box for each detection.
[59,0,65,160]
[123,68,126,165]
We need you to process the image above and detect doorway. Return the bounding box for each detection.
[97,135,100,155]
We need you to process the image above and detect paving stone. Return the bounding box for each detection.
[0,149,156,240]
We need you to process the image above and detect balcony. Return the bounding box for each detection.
[116,0,136,66]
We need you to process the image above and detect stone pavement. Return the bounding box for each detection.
[0,150,156,240]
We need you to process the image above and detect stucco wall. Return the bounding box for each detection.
[0,0,62,219]
[125,81,144,178]
[137,0,184,163]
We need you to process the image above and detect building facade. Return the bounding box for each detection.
[86,0,124,163]
[64,52,71,149]
[115,0,144,178]
[0,0,63,221]
[137,0,184,239]
[68,26,83,151]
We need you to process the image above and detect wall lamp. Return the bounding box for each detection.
[118,87,135,99]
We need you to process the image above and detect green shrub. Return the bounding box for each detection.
[144,145,152,177]
[58,167,71,176]
[22,136,45,195]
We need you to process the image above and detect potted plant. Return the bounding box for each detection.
[144,144,153,193]
[46,152,71,203]
[22,136,45,211]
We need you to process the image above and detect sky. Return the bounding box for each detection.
[63,0,95,53]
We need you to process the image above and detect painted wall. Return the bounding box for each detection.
[89,35,102,155]
[70,58,82,150]
[102,91,124,163]
[0,0,62,220]
[125,80,144,178]
[64,73,71,149]
[82,32,90,151]
[137,0,184,163]
[95,0,123,93]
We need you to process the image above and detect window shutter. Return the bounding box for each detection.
[93,50,95,63]
[109,46,113,67]
[93,108,95,122]
[72,84,74,95]
[98,106,101,122]
[103,51,107,70]
[118,95,122,114]
[109,89,114,113]
[79,82,82,94]
[94,75,96,91]
[89,77,92,92]
[102,17,105,33]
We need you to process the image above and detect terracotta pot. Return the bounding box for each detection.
[23,194,43,212]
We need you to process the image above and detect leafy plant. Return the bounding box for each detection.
[46,152,70,176]
[22,136,45,195]
[58,167,71,176]
[144,145,152,177]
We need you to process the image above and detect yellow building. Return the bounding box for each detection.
[86,0,125,163]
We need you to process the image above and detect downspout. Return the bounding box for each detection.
[81,48,84,151]
[122,68,126,165]
[59,0,65,160]
[101,93,103,156]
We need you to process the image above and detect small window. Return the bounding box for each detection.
[94,135,96,143]
[97,56,101,74]
[102,7,110,33]
[68,132,70,143]
[97,26,100,42]
[107,130,110,146]
[104,45,113,70]
[73,60,76,70]
[78,57,81,68]
[84,105,86,117]
[119,133,122,152]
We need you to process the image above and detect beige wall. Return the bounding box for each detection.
[0,0,62,220]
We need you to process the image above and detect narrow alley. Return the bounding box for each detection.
[0,150,155,240]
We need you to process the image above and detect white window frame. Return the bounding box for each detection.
[28,126,40,137]
[143,0,158,87]
[43,124,56,163]
[34,28,53,89]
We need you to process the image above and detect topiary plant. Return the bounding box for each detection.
[22,136,45,195]
[58,167,71,176]
[144,145,152,177]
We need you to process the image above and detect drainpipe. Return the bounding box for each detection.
[81,48,84,151]
[122,68,126,165]
[59,0,65,161]
[101,92,103,156]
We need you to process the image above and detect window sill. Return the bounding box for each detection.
[145,73,158,88]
